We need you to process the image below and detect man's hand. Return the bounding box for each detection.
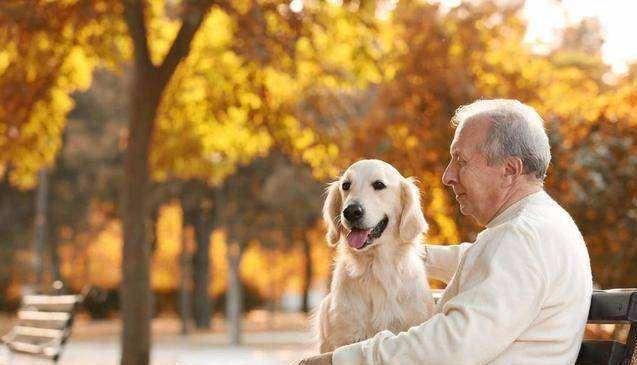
[297,352,333,365]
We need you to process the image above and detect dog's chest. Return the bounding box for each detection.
[338,270,427,335]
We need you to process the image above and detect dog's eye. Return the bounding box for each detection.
[342,181,351,191]
[372,181,386,190]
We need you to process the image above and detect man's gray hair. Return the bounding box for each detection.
[452,99,551,181]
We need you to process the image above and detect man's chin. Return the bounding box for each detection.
[459,205,473,217]
[459,206,483,225]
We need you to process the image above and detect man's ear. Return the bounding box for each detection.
[399,178,428,243]
[502,156,524,186]
[322,181,342,247]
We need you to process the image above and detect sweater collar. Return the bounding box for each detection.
[486,190,546,228]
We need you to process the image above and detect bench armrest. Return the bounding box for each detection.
[589,289,637,323]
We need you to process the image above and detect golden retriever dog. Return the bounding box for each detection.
[316,159,435,353]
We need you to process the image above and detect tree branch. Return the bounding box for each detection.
[157,0,214,90]
[123,0,154,72]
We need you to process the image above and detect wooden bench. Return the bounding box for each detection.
[577,289,637,365]
[2,292,82,363]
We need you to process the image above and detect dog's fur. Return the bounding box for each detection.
[316,159,435,353]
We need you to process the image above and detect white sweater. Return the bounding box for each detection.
[333,191,593,365]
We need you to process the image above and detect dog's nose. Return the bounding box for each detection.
[343,203,364,222]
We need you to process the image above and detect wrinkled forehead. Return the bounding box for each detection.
[450,117,489,154]
[343,160,402,184]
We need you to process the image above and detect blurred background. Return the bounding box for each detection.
[1,0,636,364]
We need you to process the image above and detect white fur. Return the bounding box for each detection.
[316,159,435,353]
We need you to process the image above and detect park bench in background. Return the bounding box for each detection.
[1,285,82,364]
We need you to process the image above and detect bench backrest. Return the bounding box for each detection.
[576,289,637,365]
[2,294,82,362]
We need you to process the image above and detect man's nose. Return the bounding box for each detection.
[343,203,365,223]
[442,162,456,187]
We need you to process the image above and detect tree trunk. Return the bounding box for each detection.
[301,235,313,313]
[120,2,212,363]
[193,209,212,329]
[226,241,242,345]
[33,168,48,289]
[121,5,160,359]
[48,223,62,284]
[148,206,160,318]
[120,69,157,365]
[266,249,277,329]
[147,205,160,253]
[179,225,192,335]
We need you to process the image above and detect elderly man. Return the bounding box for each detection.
[298,99,592,365]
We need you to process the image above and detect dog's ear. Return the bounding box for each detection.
[399,177,428,243]
[323,180,342,247]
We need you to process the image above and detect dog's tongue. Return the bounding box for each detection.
[346,228,372,249]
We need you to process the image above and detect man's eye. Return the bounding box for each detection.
[457,159,466,167]
[372,181,386,190]
[342,181,351,191]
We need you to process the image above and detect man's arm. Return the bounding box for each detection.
[333,225,548,365]
[423,242,471,283]
[298,352,332,365]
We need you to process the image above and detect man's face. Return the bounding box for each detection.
[442,117,507,225]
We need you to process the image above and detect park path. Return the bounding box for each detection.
[0,313,316,365]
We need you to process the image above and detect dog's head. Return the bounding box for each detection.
[323,159,428,251]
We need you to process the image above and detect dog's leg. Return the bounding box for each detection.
[316,293,334,353]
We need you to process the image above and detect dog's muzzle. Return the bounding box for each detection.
[345,215,389,250]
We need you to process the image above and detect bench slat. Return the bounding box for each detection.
[17,320,69,331]
[23,295,81,305]
[18,310,71,322]
[7,339,61,358]
[22,294,81,312]
[589,289,637,323]
[577,340,627,365]
[17,310,71,330]
[12,325,66,339]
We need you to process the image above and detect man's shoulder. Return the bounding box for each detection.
[507,192,580,235]
[486,191,568,230]
[482,209,578,247]
[486,203,586,267]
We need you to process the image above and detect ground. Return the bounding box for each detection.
[0,311,315,365]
